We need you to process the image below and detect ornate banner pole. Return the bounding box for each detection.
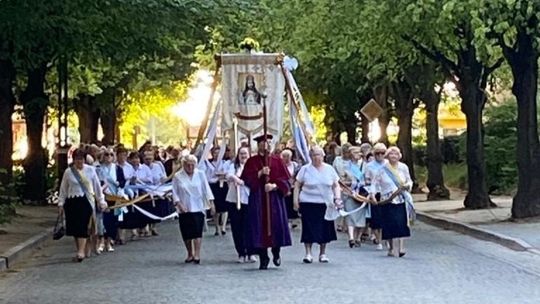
[262,93,272,237]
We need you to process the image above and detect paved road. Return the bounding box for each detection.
[1,221,540,304]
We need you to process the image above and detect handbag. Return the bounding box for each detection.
[53,212,65,240]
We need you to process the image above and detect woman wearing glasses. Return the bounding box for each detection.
[96,149,126,253]
[364,143,388,251]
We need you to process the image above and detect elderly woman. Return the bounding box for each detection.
[172,155,215,264]
[364,143,388,250]
[370,146,413,257]
[294,146,341,263]
[96,148,126,252]
[342,146,369,248]
[280,148,300,226]
[225,147,256,263]
[58,148,107,262]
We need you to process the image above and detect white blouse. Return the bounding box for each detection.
[145,162,166,185]
[370,162,413,205]
[296,163,339,204]
[225,163,250,205]
[364,159,387,192]
[199,159,228,183]
[58,164,106,210]
[172,169,215,213]
[96,163,118,195]
[118,161,135,180]
[133,164,153,185]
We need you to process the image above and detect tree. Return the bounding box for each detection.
[0,59,16,186]
[391,0,503,208]
[476,0,540,217]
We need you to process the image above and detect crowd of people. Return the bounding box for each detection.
[57,137,415,269]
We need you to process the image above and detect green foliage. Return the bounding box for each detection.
[483,99,518,194]
[120,81,189,147]
[0,168,24,224]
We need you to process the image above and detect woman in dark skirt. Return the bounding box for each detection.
[294,146,342,264]
[96,148,126,252]
[280,149,300,225]
[370,146,413,258]
[364,143,388,251]
[58,148,107,262]
[172,155,215,264]
[200,147,229,236]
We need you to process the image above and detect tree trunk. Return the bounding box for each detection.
[100,108,116,145]
[20,64,48,203]
[457,73,493,209]
[74,94,100,144]
[423,88,450,200]
[503,32,540,218]
[392,81,418,191]
[345,122,357,145]
[0,59,16,186]
[373,85,389,145]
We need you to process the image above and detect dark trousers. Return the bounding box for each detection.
[228,203,253,257]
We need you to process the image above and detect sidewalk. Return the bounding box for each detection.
[0,205,57,271]
[413,192,540,252]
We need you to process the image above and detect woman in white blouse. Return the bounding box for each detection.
[225,147,256,263]
[172,155,215,264]
[369,146,413,257]
[58,148,107,262]
[293,146,342,263]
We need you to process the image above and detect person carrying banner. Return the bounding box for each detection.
[241,134,292,270]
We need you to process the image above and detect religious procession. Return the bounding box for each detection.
[54,53,415,270]
[5,2,540,303]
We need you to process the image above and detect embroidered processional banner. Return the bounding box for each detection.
[221,53,286,139]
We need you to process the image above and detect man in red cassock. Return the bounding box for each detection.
[241,134,292,270]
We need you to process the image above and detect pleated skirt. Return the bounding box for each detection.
[381,203,411,240]
[178,212,205,241]
[64,196,93,238]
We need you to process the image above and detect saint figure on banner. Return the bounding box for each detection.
[241,74,261,105]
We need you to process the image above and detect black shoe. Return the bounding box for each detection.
[193,259,200,264]
[214,231,219,236]
[221,230,226,236]
[259,256,270,270]
[272,255,281,267]
[349,240,356,248]
[399,252,406,258]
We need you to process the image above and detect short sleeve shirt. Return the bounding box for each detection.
[296,163,339,204]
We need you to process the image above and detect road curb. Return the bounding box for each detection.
[417,211,537,253]
[0,230,50,271]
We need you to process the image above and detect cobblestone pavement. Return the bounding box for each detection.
[1,221,540,304]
